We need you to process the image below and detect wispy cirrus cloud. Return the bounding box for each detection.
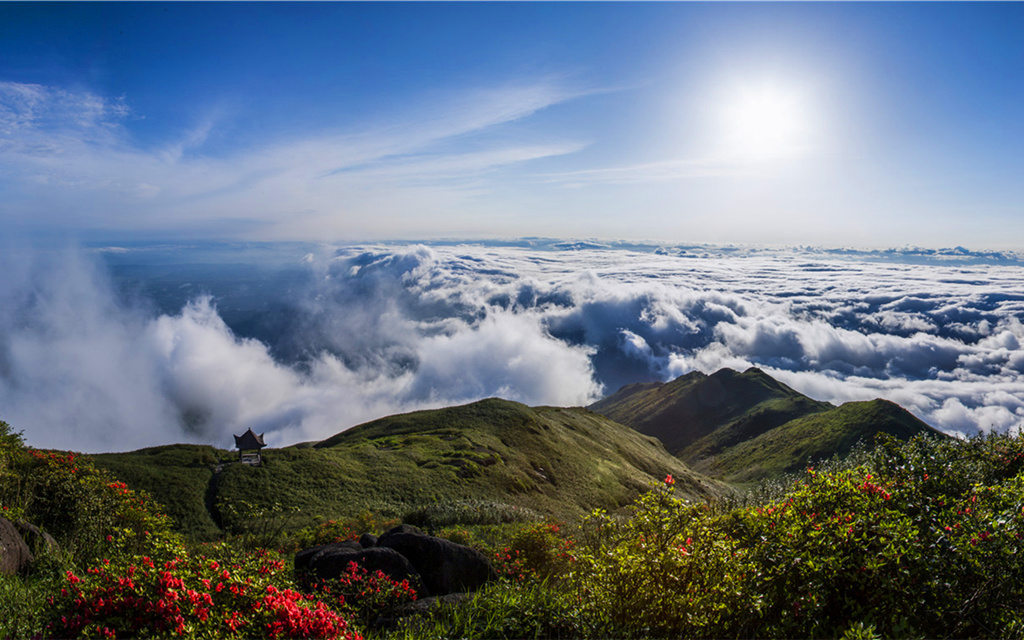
[0,79,588,238]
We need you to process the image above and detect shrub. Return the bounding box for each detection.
[12,448,175,566]
[45,544,361,639]
[289,511,400,553]
[560,434,1024,638]
[305,561,418,630]
[568,481,749,638]
[492,522,574,583]
[0,419,30,520]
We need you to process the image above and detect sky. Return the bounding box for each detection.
[2,2,1023,248]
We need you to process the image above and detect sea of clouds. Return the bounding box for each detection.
[2,241,1024,452]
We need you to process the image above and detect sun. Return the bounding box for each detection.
[719,83,814,162]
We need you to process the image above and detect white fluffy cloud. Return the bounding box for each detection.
[3,242,1024,451]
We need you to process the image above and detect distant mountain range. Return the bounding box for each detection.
[90,368,944,538]
[590,367,946,484]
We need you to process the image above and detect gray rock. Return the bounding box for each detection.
[358,532,378,548]
[294,540,362,573]
[0,516,34,576]
[377,529,496,596]
[14,520,59,556]
[377,524,424,542]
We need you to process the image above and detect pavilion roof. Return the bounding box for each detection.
[234,428,266,450]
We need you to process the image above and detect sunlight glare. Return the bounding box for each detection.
[719,83,814,162]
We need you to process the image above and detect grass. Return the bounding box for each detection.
[0,573,51,638]
[702,398,945,484]
[90,398,731,542]
[91,444,234,540]
[382,579,583,640]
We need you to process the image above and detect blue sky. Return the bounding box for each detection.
[1,2,1022,248]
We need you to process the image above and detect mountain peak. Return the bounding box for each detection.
[591,367,942,484]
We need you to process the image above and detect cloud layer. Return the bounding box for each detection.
[2,242,1024,452]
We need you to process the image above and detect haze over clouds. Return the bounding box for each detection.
[2,243,1023,452]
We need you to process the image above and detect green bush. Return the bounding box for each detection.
[0,419,29,520]
[17,449,175,566]
[558,433,1024,638]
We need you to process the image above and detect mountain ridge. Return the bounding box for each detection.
[591,367,946,483]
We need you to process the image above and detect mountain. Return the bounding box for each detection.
[697,398,945,483]
[590,368,833,456]
[92,398,730,540]
[590,367,945,484]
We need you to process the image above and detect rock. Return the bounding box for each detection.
[358,532,378,548]
[377,524,424,541]
[306,546,426,594]
[294,540,362,573]
[0,516,34,576]
[377,529,496,596]
[14,520,59,556]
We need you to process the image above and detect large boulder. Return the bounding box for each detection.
[303,545,426,594]
[379,524,424,537]
[0,516,34,576]
[294,540,362,573]
[14,520,59,557]
[377,526,496,596]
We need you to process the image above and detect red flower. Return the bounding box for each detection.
[664,474,675,486]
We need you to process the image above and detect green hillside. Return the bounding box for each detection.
[590,367,833,454]
[91,444,231,540]
[691,398,946,483]
[591,367,945,484]
[92,398,729,540]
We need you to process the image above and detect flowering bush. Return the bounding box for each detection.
[562,433,1024,638]
[568,486,747,637]
[11,447,174,565]
[289,512,399,553]
[305,561,417,628]
[46,545,360,639]
[492,522,574,583]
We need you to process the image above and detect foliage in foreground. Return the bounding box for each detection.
[8,413,1024,639]
[406,433,1024,639]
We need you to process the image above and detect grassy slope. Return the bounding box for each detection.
[91,444,234,541]
[91,398,729,539]
[591,367,944,484]
[700,398,948,484]
[590,368,834,456]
